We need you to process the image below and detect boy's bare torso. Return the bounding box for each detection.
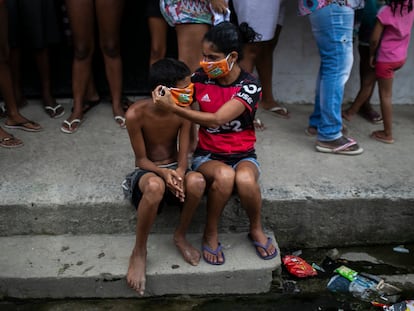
[131,98,186,166]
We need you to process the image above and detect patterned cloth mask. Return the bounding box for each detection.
[169,83,194,107]
[200,54,234,79]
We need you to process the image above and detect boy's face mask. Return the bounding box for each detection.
[199,54,234,79]
[169,82,194,107]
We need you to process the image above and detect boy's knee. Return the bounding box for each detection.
[143,177,165,200]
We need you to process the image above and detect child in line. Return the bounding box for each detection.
[370,0,414,144]
[342,0,384,124]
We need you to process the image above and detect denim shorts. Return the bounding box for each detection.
[191,153,261,175]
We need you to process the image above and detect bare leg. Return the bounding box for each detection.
[235,161,276,258]
[9,47,27,107]
[343,45,377,121]
[0,3,41,131]
[127,174,165,296]
[96,0,125,125]
[371,78,393,143]
[148,16,168,66]
[174,171,205,266]
[197,161,234,264]
[175,23,210,73]
[64,0,95,131]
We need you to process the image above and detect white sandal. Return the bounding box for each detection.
[60,119,82,134]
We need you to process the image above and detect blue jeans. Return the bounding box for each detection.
[308,4,354,141]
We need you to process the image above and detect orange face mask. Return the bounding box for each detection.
[169,83,194,107]
[199,54,234,79]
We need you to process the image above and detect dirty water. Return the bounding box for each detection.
[1,244,413,311]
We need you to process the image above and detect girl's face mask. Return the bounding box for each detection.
[169,82,194,107]
[200,54,234,79]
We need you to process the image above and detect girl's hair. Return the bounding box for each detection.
[386,0,413,15]
[148,58,191,90]
[202,21,260,61]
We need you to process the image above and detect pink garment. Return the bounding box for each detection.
[376,4,414,62]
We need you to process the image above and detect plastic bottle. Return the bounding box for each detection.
[348,274,379,302]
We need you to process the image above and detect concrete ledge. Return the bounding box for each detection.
[1,102,414,248]
[0,233,280,299]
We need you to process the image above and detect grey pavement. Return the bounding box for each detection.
[0,99,413,299]
[0,99,413,246]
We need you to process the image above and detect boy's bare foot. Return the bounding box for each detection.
[174,235,201,266]
[5,115,42,132]
[126,249,147,296]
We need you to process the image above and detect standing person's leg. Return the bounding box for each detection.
[255,37,289,118]
[175,23,210,73]
[343,45,380,123]
[148,16,168,66]
[371,77,394,143]
[195,160,234,265]
[34,48,65,118]
[62,0,95,133]
[96,0,125,128]
[309,5,362,154]
[127,173,166,296]
[0,2,41,132]
[235,160,276,259]
[174,171,206,266]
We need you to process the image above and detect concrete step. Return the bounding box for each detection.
[1,102,414,248]
[0,232,281,299]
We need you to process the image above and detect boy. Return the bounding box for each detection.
[123,58,205,295]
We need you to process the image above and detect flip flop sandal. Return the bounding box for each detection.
[114,115,126,129]
[316,137,364,155]
[60,118,82,134]
[0,135,23,148]
[359,110,383,124]
[45,104,65,119]
[263,106,290,119]
[4,121,42,132]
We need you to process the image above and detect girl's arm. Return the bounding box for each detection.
[152,85,246,128]
[369,19,384,68]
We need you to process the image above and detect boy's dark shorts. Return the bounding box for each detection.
[122,163,183,213]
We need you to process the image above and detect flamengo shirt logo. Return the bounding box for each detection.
[201,93,211,102]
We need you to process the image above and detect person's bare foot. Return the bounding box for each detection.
[126,249,147,296]
[5,115,42,132]
[370,130,394,144]
[174,235,201,266]
[342,109,354,122]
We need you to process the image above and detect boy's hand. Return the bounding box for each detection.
[162,168,185,202]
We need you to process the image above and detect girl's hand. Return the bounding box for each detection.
[152,85,174,111]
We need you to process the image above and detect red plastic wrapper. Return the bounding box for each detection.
[282,255,318,278]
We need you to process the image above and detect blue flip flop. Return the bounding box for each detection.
[202,243,225,265]
[248,234,278,260]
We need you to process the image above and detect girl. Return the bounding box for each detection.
[154,22,277,265]
[370,0,414,143]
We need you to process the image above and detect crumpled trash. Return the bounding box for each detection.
[282,255,318,278]
[382,300,414,311]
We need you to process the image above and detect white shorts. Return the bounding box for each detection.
[232,0,286,42]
